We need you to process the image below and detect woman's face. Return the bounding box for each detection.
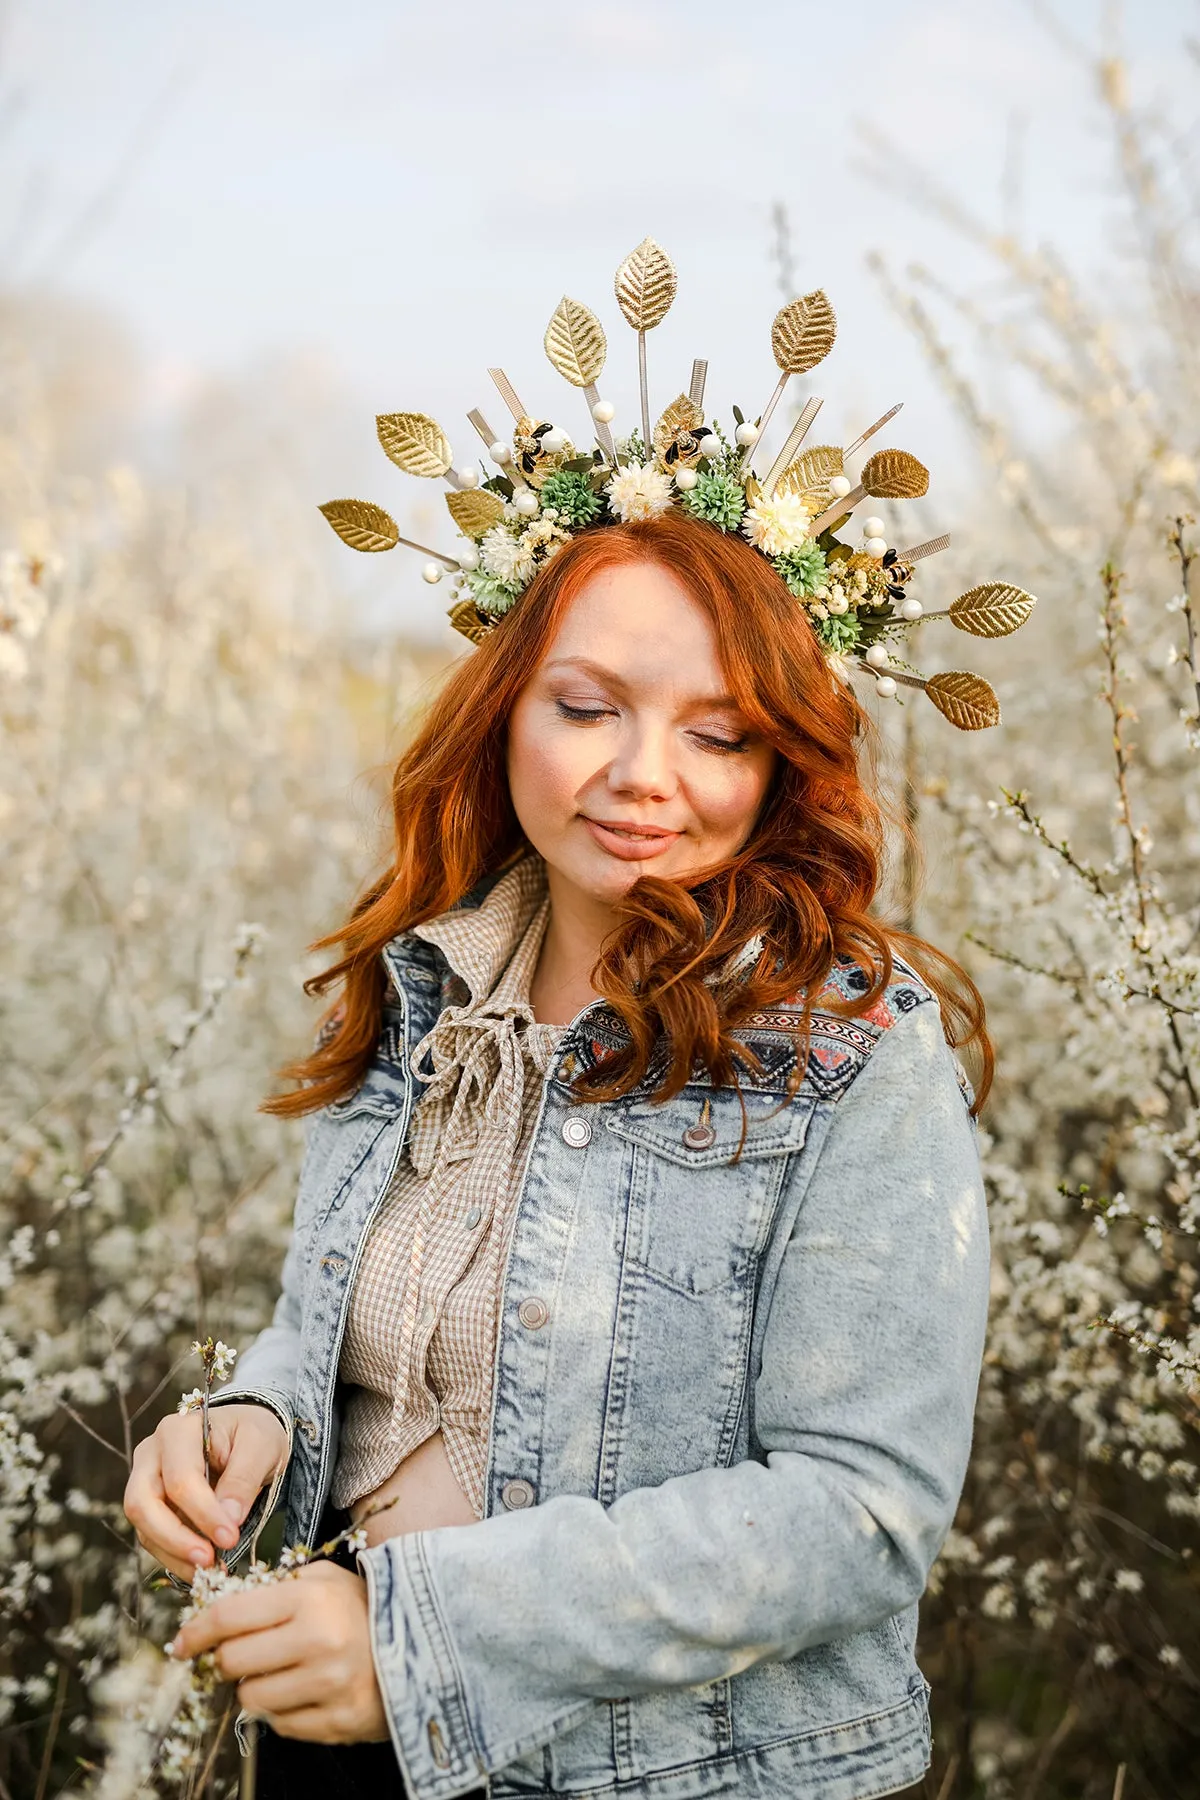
[506,561,778,909]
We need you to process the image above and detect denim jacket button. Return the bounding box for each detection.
[501,1478,536,1510]
[682,1123,717,1150]
[561,1115,592,1148]
[518,1297,549,1330]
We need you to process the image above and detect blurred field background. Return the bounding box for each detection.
[1,3,1199,1796]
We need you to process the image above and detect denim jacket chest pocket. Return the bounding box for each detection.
[295,1006,410,1239]
[603,1085,815,1297]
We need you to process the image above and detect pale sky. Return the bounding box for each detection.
[2,0,1194,638]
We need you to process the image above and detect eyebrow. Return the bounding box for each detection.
[541,656,741,711]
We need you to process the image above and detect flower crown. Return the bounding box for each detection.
[320,237,1035,730]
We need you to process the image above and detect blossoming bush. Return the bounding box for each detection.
[858,39,1200,1796]
[2,34,1199,1800]
[0,329,421,1792]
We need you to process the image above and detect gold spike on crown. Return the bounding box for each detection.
[319,236,1036,728]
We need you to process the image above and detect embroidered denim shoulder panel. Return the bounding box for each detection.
[568,956,937,1103]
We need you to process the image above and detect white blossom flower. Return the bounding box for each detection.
[480,524,537,588]
[0,634,29,681]
[604,463,674,523]
[741,491,814,556]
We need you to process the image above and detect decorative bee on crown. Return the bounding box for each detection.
[320,237,1035,729]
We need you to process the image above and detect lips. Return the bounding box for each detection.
[581,817,684,861]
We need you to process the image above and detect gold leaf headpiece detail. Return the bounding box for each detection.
[447,600,493,645]
[544,297,607,387]
[949,582,1037,638]
[862,447,930,499]
[652,394,705,470]
[614,236,677,332]
[445,489,506,540]
[925,671,1001,731]
[377,412,452,479]
[771,290,837,375]
[775,444,844,508]
[318,499,399,553]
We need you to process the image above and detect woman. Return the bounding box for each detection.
[125,508,992,1800]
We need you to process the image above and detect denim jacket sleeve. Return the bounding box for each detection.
[203,1214,305,1562]
[359,999,992,1799]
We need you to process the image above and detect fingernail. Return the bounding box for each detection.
[189,1546,210,1566]
[220,1498,244,1524]
[216,1525,238,1547]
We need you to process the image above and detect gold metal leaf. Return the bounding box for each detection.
[948,582,1037,638]
[775,444,844,507]
[318,498,399,553]
[447,600,494,645]
[376,412,452,478]
[652,393,705,469]
[771,290,838,375]
[862,448,930,499]
[925,670,1001,730]
[544,296,607,387]
[614,236,677,332]
[445,489,506,540]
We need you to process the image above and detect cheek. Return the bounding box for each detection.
[506,711,589,822]
[690,754,775,836]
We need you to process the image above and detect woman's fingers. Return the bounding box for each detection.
[158,1418,241,1551]
[171,1580,295,1660]
[211,1625,300,1685]
[210,1412,286,1532]
[236,1663,328,1718]
[247,1704,355,1744]
[124,1438,217,1571]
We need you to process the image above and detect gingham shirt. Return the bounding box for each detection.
[332,855,565,1516]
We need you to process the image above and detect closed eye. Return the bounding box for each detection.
[692,732,750,754]
[555,701,613,723]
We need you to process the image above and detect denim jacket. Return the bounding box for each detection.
[215,882,990,1800]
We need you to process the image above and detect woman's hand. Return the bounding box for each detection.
[124,1403,290,1582]
[169,1561,390,1744]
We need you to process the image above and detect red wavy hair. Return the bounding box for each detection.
[265,510,991,1117]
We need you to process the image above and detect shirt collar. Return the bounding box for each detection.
[411,853,550,1017]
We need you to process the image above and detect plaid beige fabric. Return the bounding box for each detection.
[332,855,566,1516]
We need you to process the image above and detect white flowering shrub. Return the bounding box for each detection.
[0,321,415,1791]
[2,32,1199,1797]
[860,36,1200,1797]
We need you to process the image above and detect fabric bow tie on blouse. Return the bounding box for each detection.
[407,989,562,1179]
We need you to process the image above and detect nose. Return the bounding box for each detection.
[606,718,677,801]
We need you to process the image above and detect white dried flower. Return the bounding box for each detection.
[480,524,536,587]
[741,492,813,556]
[605,463,674,523]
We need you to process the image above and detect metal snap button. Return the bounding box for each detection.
[557,1052,578,1080]
[682,1123,717,1150]
[561,1115,592,1148]
[518,1297,549,1330]
[501,1478,536,1510]
[464,1205,482,1229]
